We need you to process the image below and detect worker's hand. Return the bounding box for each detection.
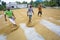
[13,16,16,19]
[14,17,16,20]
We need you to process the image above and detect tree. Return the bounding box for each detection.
[43,0,57,7]
[34,1,41,7]
[29,0,41,7]
[22,1,27,4]
[2,1,6,5]
[30,0,33,5]
[55,0,60,6]
[42,0,48,6]
[0,1,6,10]
[2,1,6,8]
[16,1,21,4]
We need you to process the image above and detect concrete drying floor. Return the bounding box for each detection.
[0,8,60,40]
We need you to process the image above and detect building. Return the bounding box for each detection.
[6,2,17,8]
[6,2,27,9]
[17,4,27,8]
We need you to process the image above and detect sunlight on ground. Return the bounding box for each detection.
[0,8,60,40]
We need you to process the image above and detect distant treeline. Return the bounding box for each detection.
[0,0,60,10]
[15,0,60,7]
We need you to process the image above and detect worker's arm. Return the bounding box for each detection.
[12,12,15,17]
[27,9,29,16]
[4,11,7,21]
[4,14,7,21]
[12,12,16,19]
[32,9,34,14]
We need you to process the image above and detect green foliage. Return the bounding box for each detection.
[34,1,40,7]
[0,1,6,10]
[2,1,6,5]
[43,0,60,7]
[22,1,27,4]
[30,0,33,5]
[30,1,41,7]
[16,1,21,4]
[0,5,4,10]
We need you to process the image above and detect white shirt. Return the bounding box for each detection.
[28,8,33,15]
